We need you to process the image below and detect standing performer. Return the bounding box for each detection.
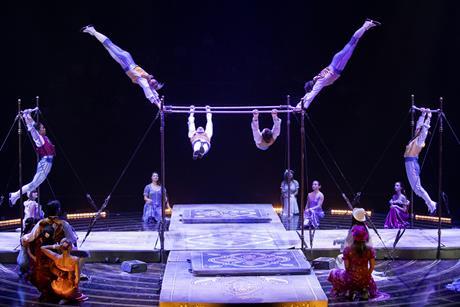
[23,190,44,228]
[251,109,282,150]
[384,182,410,229]
[143,172,170,223]
[81,25,163,108]
[188,105,213,159]
[280,170,300,216]
[9,109,55,206]
[304,180,325,228]
[296,19,379,110]
[404,108,436,213]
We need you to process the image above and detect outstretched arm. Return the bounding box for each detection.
[40,244,59,262]
[188,106,196,138]
[22,111,44,147]
[271,109,282,140]
[205,105,213,139]
[251,109,262,144]
[416,111,431,146]
[137,77,160,109]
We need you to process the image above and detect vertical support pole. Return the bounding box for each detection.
[35,96,41,218]
[410,94,415,228]
[18,99,24,234]
[436,97,443,259]
[300,108,306,252]
[159,97,166,264]
[286,95,291,218]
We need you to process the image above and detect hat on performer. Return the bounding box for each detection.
[352,207,366,222]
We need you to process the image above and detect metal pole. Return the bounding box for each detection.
[18,99,24,234]
[286,95,291,218]
[300,108,306,252]
[436,97,443,259]
[159,97,166,264]
[167,105,290,110]
[410,94,415,228]
[35,96,41,217]
[164,109,294,114]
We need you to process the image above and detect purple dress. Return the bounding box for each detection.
[304,193,325,228]
[384,194,409,229]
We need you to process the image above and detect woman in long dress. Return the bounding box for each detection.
[143,172,170,223]
[384,182,410,229]
[280,170,299,216]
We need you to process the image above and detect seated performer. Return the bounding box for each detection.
[280,170,299,216]
[188,105,213,159]
[40,238,88,303]
[404,108,436,213]
[304,180,325,228]
[81,25,163,108]
[23,190,44,228]
[22,200,80,301]
[384,182,410,229]
[296,19,379,110]
[328,225,379,300]
[251,109,282,150]
[143,172,170,223]
[9,109,55,206]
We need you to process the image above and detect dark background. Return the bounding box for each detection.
[1,1,459,224]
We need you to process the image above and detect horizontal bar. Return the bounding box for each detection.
[412,106,441,113]
[166,105,293,110]
[163,109,296,114]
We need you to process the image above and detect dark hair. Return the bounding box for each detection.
[304,80,315,93]
[33,122,43,131]
[40,224,55,245]
[395,181,406,195]
[43,200,61,217]
[23,217,37,235]
[261,129,273,143]
[352,240,367,256]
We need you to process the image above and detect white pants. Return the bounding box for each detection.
[10,157,53,204]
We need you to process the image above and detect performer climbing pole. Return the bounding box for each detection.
[81,25,163,108]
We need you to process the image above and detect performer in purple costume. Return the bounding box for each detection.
[304,180,325,228]
[384,182,410,229]
[296,19,379,110]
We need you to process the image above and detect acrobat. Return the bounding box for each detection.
[81,25,163,108]
[188,105,213,159]
[296,19,380,110]
[9,109,55,206]
[251,109,282,150]
[404,108,437,213]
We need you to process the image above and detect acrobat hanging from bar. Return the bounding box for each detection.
[188,105,213,159]
[9,109,55,206]
[81,25,163,108]
[296,19,380,110]
[404,108,437,214]
[251,109,282,150]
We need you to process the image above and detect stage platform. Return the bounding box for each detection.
[1,228,459,263]
[0,231,160,263]
[160,251,327,307]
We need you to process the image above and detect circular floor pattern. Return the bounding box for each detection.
[1,260,460,306]
[0,262,164,306]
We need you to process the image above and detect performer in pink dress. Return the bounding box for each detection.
[328,225,378,300]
